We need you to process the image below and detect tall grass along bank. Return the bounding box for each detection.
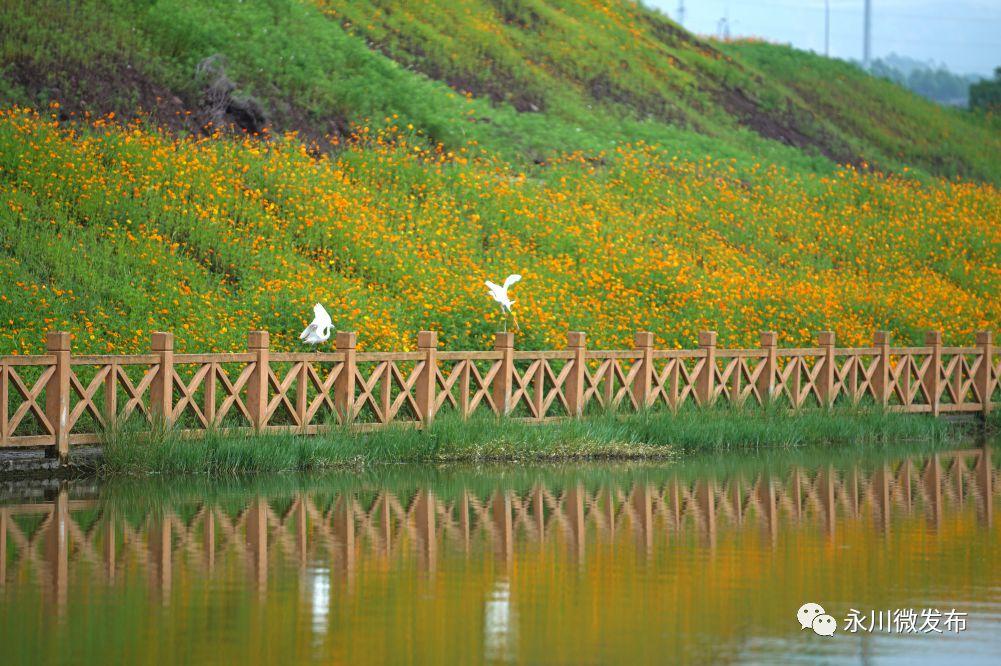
[99,405,957,476]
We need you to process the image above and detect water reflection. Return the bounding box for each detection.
[307,565,330,640]
[0,444,998,664]
[484,580,516,662]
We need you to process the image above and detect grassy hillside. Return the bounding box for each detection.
[1,108,997,354]
[726,42,1000,182]
[0,0,998,355]
[2,0,998,180]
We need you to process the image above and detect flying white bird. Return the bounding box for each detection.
[485,274,521,331]
[299,303,333,349]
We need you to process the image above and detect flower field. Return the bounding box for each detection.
[0,107,997,355]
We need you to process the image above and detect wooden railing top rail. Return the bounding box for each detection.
[0,355,55,365]
[71,354,160,365]
[1,337,993,366]
[269,352,344,362]
[773,347,826,356]
[437,351,504,361]
[652,349,705,359]
[585,350,642,360]
[172,352,255,364]
[715,349,768,358]
[889,346,934,355]
[833,347,880,355]
[512,350,574,360]
[356,351,422,362]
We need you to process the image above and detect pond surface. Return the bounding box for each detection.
[1,441,999,665]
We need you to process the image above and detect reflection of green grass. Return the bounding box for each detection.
[99,404,961,477]
[93,434,989,519]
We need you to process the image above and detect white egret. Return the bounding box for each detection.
[299,303,333,350]
[485,274,521,332]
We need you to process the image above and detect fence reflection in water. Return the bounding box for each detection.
[1,447,995,616]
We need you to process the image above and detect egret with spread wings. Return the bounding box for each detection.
[299,303,333,350]
[485,274,521,332]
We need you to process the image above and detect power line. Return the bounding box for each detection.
[693,0,1001,22]
[877,36,1001,47]
[871,12,1001,22]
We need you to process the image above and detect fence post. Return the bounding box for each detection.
[44,332,71,464]
[566,332,586,418]
[633,332,654,410]
[335,332,357,424]
[976,331,994,417]
[493,332,514,416]
[696,330,717,407]
[873,331,890,407]
[150,332,174,428]
[757,332,777,404]
[818,331,835,408]
[416,331,438,425]
[247,331,270,431]
[1,362,7,446]
[924,331,942,416]
[104,360,117,428]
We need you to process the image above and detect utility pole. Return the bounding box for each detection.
[825,0,830,57]
[717,12,731,41]
[863,0,872,68]
[677,0,685,27]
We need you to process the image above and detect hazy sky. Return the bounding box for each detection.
[645,0,1001,76]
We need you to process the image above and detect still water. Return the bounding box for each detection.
[1,442,999,665]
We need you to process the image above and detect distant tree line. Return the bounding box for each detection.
[969,68,1001,112]
[866,53,983,108]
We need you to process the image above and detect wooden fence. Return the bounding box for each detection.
[1,329,998,462]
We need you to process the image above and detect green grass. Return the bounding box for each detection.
[98,405,959,477]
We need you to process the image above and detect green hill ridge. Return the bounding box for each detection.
[2,0,998,181]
